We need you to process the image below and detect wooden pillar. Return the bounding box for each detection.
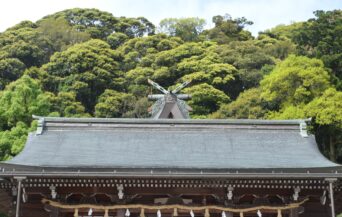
[50,207,59,217]
[290,208,299,217]
[44,204,59,217]
[326,178,337,217]
[117,209,125,217]
[325,178,337,217]
[226,212,233,217]
[14,177,25,217]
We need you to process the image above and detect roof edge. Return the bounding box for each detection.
[32,115,312,126]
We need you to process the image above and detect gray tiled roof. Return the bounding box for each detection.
[3,117,340,172]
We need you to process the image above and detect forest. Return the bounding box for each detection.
[0,8,341,163]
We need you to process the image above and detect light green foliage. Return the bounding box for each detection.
[261,22,303,40]
[48,92,89,117]
[267,105,306,120]
[210,88,267,119]
[178,47,238,94]
[5,20,37,31]
[0,121,36,160]
[0,75,50,129]
[305,88,342,127]
[43,39,123,113]
[159,17,206,41]
[184,83,229,115]
[261,55,331,108]
[95,89,136,118]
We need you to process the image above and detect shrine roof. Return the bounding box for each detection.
[0,117,341,177]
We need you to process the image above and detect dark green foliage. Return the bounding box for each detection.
[216,41,275,92]
[37,17,91,52]
[159,17,206,41]
[204,14,253,44]
[42,39,123,113]
[0,27,53,67]
[293,10,342,89]
[0,58,26,89]
[40,8,155,39]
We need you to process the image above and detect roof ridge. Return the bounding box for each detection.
[32,115,311,125]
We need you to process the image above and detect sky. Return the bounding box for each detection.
[0,0,341,36]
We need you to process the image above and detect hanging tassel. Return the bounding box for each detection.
[173,208,178,217]
[277,209,282,217]
[74,208,78,217]
[125,209,130,217]
[157,210,161,217]
[257,210,262,217]
[221,211,226,217]
[204,209,210,217]
[190,210,195,217]
[104,209,109,217]
[239,212,244,217]
[140,208,145,217]
[88,208,93,216]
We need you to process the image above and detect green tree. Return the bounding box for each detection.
[42,39,123,113]
[256,34,296,60]
[37,17,90,52]
[260,55,340,162]
[159,17,206,41]
[41,8,155,39]
[306,88,342,161]
[0,75,50,130]
[293,10,342,89]
[260,22,303,40]
[118,34,182,72]
[0,27,53,67]
[216,41,275,92]
[210,88,267,119]
[204,14,253,44]
[107,32,128,49]
[0,121,36,160]
[261,55,331,109]
[95,89,135,118]
[183,83,229,116]
[48,91,88,117]
[0,58,26,89]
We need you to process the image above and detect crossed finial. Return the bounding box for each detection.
[147,79,192,119]
[147,79,191,95]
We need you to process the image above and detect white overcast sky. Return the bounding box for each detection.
[0,0,341,36]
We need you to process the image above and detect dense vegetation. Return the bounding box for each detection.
[0,8,341,163]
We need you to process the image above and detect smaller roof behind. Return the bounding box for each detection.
[1,117,341,176]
